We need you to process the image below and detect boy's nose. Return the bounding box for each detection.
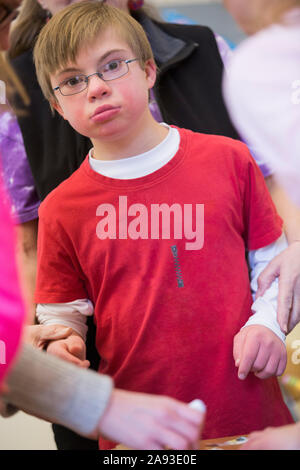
[86,74,111,100]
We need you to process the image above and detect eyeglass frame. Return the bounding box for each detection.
[53,58,139,97]
[0,3,19,31]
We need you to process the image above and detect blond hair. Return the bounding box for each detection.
[33,1,154,106]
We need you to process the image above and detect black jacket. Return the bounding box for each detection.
[11,14,239,201]
[136,12,239,139]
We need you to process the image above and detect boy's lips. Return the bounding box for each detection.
[91,105,121,122]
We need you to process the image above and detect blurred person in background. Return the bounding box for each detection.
[223,0,300,341]
[223,0,300,450]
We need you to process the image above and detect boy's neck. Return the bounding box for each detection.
[91,117,169,161]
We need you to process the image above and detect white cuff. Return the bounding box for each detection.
[36,299,94,341]
[244,234,287,343]
[242,296,286,343]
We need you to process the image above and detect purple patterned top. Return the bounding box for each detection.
[0,34,271,224]
[0,110,40,223]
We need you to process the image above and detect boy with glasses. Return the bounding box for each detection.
[33,1,293,449]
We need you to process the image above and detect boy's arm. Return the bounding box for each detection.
[233,233,288,380]
[244,232,287,343]
[36,299,93,367]
[35,204,95,366]
[36,298,94,341]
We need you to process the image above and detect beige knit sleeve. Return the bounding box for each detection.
[3,344,113,437]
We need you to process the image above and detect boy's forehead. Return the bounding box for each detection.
[55,30,135,76]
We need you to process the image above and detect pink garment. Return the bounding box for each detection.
[223,8,300,205]
[0,171,25,386]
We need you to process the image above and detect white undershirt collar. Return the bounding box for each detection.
[88,123,180,180]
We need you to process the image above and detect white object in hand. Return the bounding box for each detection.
[189,399,206,413]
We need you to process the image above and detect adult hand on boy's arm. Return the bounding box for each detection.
[24,324,73,349]
[97,389,205,450]
[256,242,300,334]
[233,325,287,380]
[259,177,300,334]
[47,330,90,368]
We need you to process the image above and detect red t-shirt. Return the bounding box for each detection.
[35,128,292,449]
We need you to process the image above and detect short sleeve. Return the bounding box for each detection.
[35,208,88,304]
[241,152,283,251]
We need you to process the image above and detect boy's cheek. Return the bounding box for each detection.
[66,111,94,139]
[54,102,86,132]
[121,86,152,119]
[118,78,150,103]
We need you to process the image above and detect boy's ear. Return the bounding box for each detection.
[51,98,66,119]
[144,59,157,90]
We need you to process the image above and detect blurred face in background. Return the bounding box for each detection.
[224,0,299,33]
[223,0,267,34]
[0,0,21,49]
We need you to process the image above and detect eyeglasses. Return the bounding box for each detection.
[53,58,139,96]
[0,3,19,31]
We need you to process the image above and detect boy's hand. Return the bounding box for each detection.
[47,331,90,368]
[233,325,287,380]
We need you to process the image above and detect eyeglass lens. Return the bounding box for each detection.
[59,60,133,96]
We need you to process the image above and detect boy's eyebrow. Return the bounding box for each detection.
[56,49,129,79]
[56,67,81,79]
